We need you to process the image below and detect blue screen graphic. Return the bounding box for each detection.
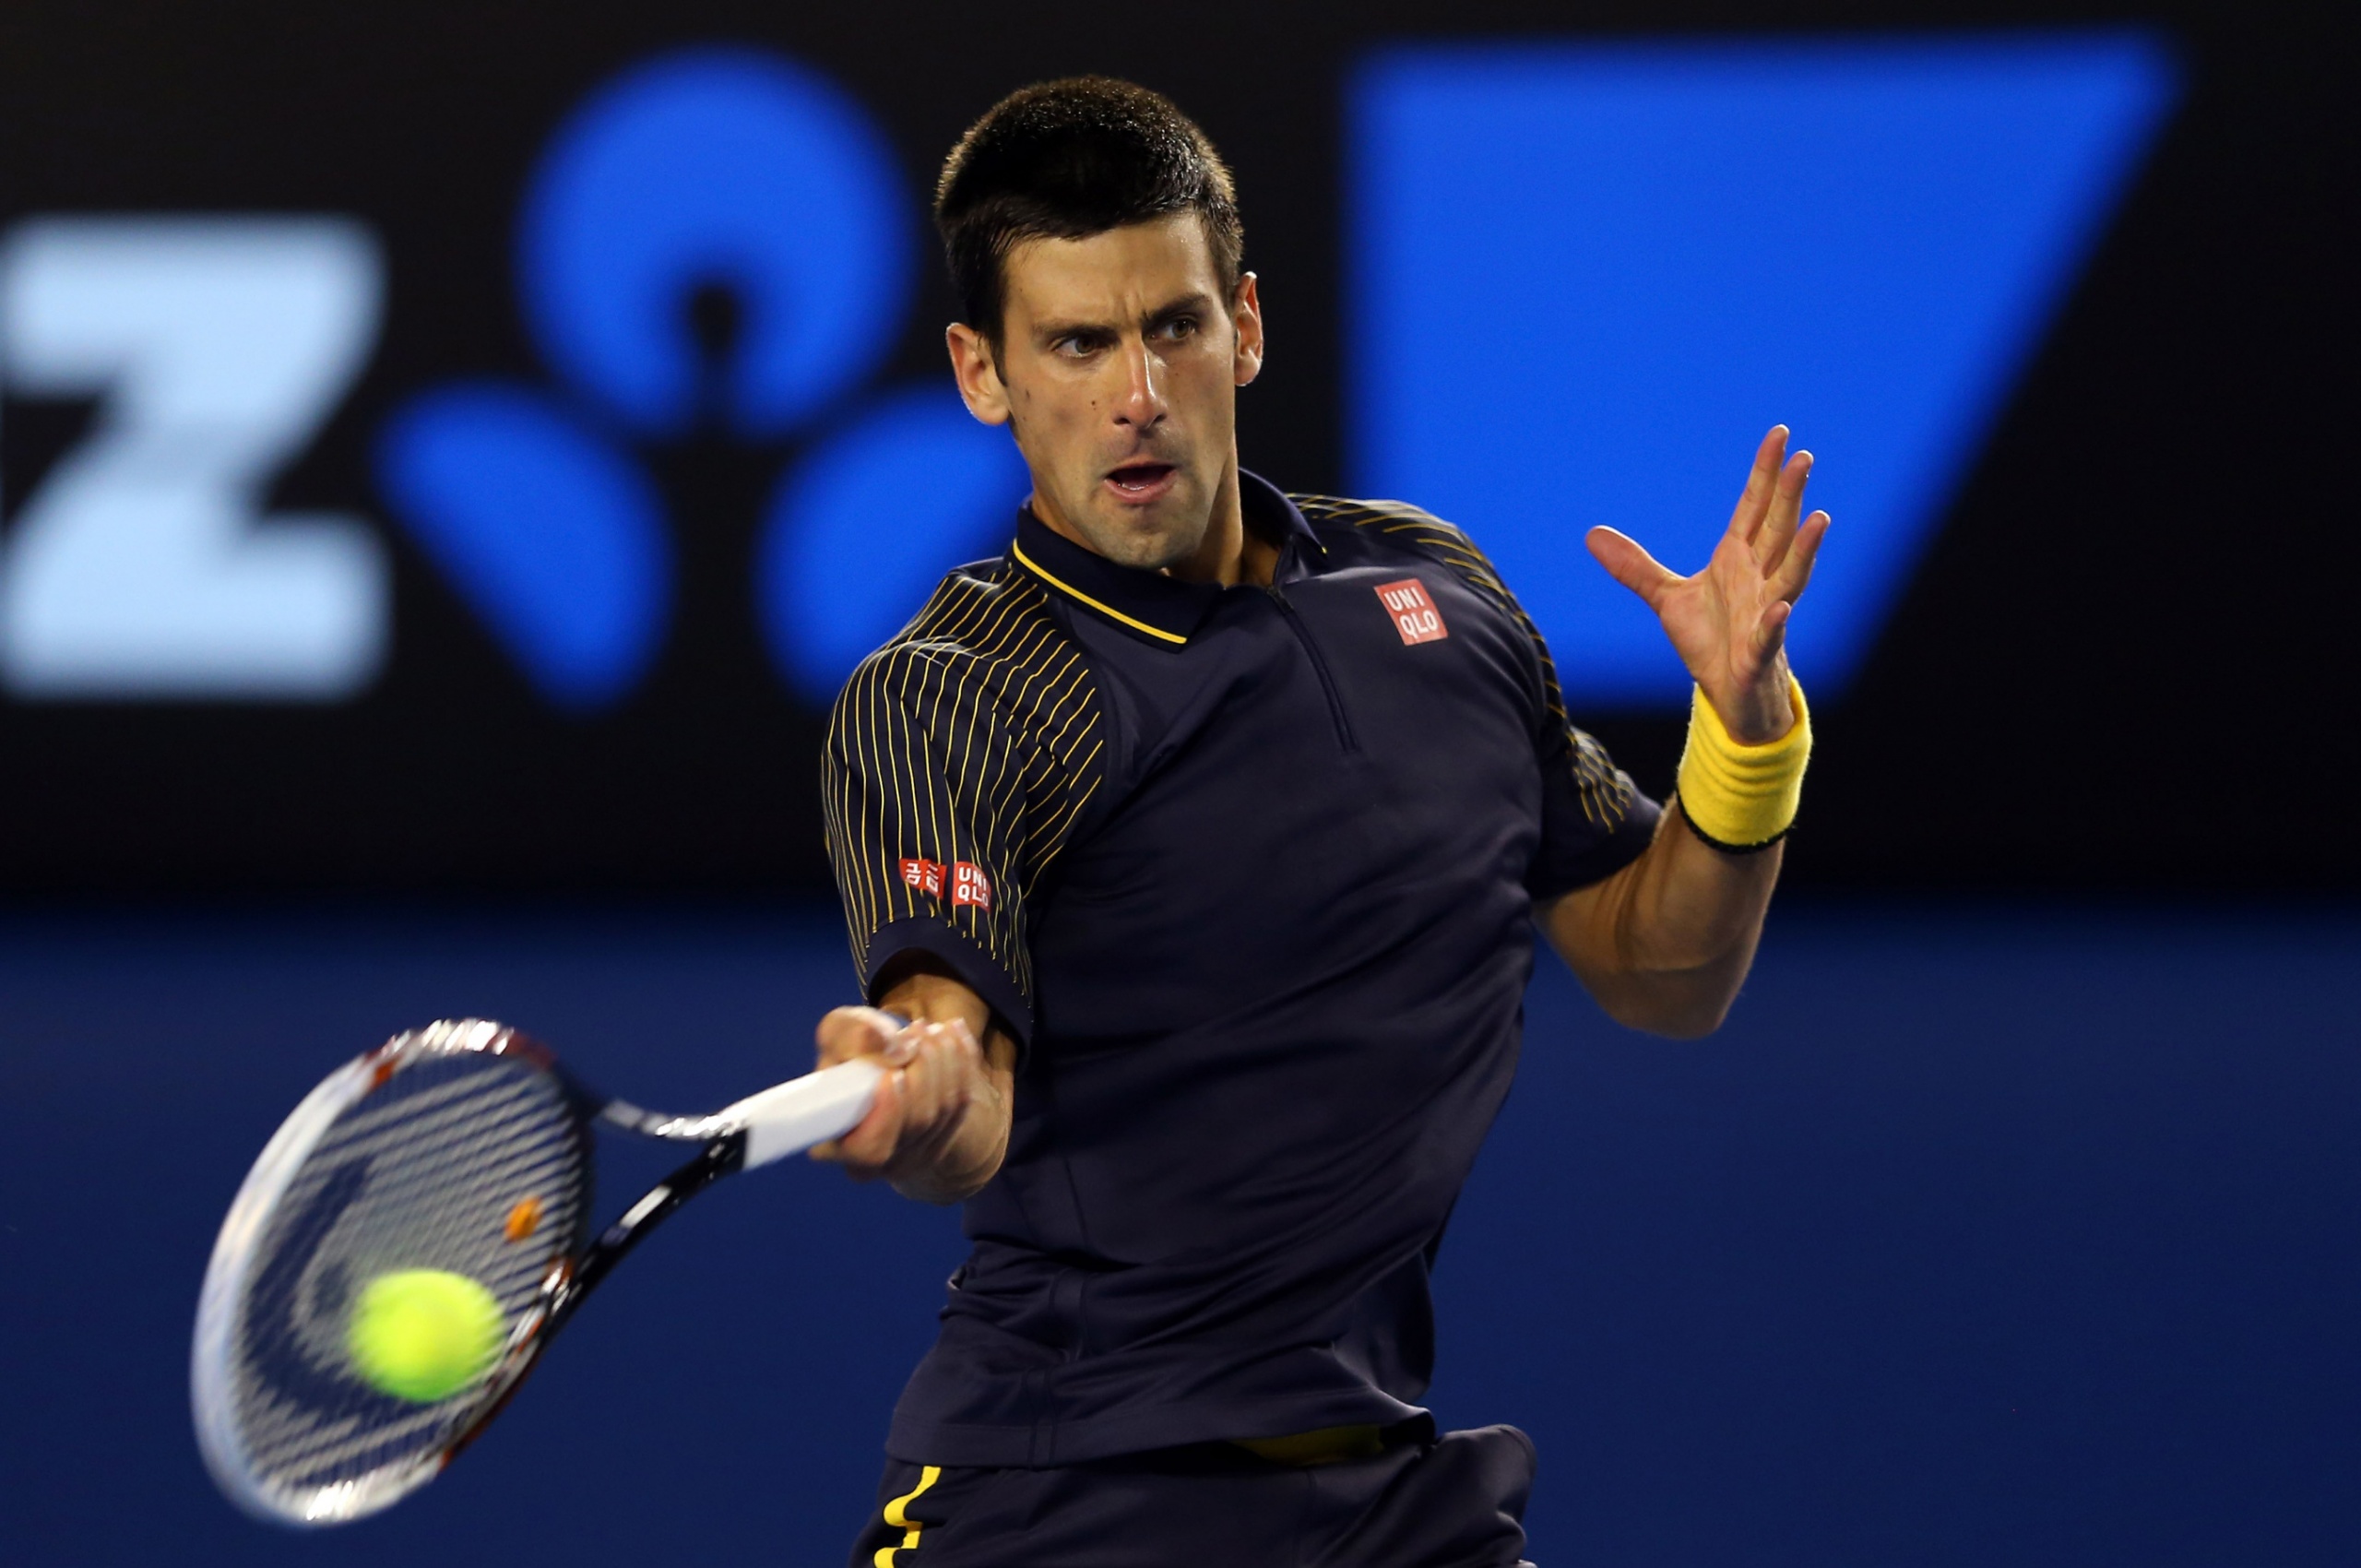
[377,385,670,710]
[1350,34,2177,707]
[758,384,1029,707]
[378,48,1027,712]
[381,36,2177,718]
[517,50,910,440]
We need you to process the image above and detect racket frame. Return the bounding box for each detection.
[193,1018,882,1526]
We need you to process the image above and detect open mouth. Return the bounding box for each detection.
[1104,460,1178,501]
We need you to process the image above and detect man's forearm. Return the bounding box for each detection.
[1541,802,1782,1038]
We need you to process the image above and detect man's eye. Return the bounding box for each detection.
[1056,336,1104,358]
[1159,317,1198,340]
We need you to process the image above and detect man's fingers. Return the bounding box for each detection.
[1586,527,1684,608]
[1725,426,1787,543]
[814,1065,906,1174]
[812,1016,983,1175]
[1770,511,1831,603]
[1752,451,1813,576]
[813,1004,914,1173]
[814,1004,910,1067]
[1750,509,1830,661]
[1751,596,1793,663]
[896,1025,975,1132]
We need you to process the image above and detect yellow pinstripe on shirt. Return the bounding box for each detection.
[823,554,1105,1021]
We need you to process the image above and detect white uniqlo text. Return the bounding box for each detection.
[951,861,992,910]
[1375,578,1447,646]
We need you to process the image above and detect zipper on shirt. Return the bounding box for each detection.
[1267,585,1358,751]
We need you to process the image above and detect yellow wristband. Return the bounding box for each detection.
[1674,676,1812,852]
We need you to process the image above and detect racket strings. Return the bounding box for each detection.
[221,1051,590,1509]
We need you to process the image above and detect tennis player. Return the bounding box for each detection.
[813,77,1824,1566]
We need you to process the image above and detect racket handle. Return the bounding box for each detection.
[723,1058,884,1170]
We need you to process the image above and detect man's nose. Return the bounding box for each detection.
[1112,339,1166,429]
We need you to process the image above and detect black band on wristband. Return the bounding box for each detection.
[1672,791,1791,855]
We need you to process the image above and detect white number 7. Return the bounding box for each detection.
[0,218,388,698]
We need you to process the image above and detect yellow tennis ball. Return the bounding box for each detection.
[347,1268,504,1403]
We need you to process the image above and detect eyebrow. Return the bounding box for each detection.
[1142,292,1216,331]
[1034,291,1217,345]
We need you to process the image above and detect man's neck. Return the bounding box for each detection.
[1164,457,1266,588]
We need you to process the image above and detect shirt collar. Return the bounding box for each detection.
[1010,469,1322,648]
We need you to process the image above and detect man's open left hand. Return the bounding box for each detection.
[1584,426,1830,743]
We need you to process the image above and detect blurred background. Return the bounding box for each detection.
[2,1,2355,1563]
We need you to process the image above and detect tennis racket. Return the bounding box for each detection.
[190,1016,884,1526]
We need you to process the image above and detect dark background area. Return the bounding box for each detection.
[2,0,2354,895]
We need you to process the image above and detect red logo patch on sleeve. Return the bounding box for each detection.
[950,861,993,910]
[1375,578,1448,645]
[898,857,943,897]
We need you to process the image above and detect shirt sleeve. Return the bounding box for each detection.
[1526,700,1662,900]
[822,639,1038,1047]
[1515,594,1662,898]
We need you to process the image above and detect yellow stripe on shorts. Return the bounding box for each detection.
[872,1465,942,1567]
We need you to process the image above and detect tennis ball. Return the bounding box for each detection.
[347,1268,504,1403]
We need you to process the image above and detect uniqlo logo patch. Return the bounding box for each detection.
[898,857,943,897]
[951,861,993,910]
[1376,578,1448,645]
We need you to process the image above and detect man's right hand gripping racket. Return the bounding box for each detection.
[189,1018,882,1526]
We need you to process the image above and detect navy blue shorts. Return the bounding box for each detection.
[846,1425,1536,1567]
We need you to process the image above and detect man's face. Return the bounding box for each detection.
[949,213,1264,573]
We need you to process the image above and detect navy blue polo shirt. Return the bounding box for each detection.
[823,471,1660,1467]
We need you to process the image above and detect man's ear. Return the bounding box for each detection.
[1230,272,1265,389]
[946,323,1013,426]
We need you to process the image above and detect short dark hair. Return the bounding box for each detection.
[934,77,1243,349]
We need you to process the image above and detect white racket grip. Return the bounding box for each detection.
[725,1058,884,1169]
